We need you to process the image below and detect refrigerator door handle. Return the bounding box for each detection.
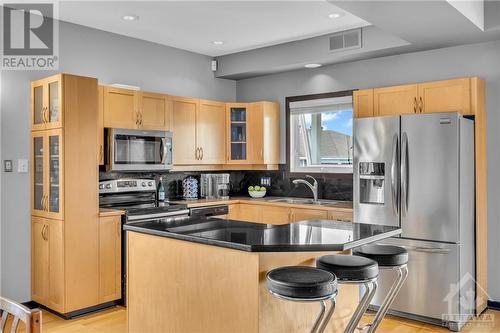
[401,132,409,216]
[391,134,399,216]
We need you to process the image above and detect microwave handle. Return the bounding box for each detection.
[160,138,167,164]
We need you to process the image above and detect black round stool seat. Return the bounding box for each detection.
[316,255,378,281]
[354,245,408,267]
[266,266,337,300]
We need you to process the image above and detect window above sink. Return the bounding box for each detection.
[287,91,354,174]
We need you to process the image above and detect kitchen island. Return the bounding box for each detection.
[125,218,401,333]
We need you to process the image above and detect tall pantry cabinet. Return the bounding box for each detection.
[31,74,100,316]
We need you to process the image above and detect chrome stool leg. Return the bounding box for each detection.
[311,300,327,333]
[343,278,378,333]
[366,264,408,333]
[316,297,337,333]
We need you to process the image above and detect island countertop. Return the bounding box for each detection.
[123,217,401,252]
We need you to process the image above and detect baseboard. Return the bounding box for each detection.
[488,300,500,311]
[26,300,120,319]
[22,301,40,309]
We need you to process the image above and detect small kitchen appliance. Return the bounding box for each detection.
[200,173,230,199]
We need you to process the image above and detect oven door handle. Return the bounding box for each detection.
[160,138,167,164]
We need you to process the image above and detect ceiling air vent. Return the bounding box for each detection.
[329,28,362,52]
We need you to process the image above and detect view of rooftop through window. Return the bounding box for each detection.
[289,94,353,173]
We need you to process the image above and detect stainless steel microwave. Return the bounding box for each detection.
[107,128,173,171]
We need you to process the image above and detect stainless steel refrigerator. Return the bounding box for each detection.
[353,112,475,331]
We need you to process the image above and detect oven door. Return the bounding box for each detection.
[108,128,172,171]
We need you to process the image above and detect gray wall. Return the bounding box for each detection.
[0,21,235,302]
[236,40,500,301]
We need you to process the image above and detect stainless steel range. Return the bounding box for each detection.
[99,178,189,303]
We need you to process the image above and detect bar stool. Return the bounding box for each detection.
[353,245,409,333]
[316,255,379,333]
[266,266,338,333]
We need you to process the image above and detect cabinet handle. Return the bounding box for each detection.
[195,148,199,160]
[44,195,48,211]
[413,97,417,113]
[201,148,204,160]
[419,97,423,113]
[135,110,139,126]
[44,224,49,241]
[41,225,45,240]
[40,196,44,210]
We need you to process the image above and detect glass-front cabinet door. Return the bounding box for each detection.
[32,132,45,216]
[31,130,63,219]
[46,129,63,219]
[226,104,250,164]
[31,74,63,130]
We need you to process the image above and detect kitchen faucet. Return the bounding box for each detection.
[292,175,319,203]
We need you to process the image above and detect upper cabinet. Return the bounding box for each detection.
[31,74,63,131]
[226,102,280,165]
[354,77,477,118]
[418,78,471,115]
[353,89,374,118]
[102,86,171,130]
[172,97,226,165]
[197,100,226,164]
[374,84,418,116]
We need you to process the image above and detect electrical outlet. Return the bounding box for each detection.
[4,160,12,172]
[17,159,29,173]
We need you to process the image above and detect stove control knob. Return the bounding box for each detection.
[141,182,146,187]
[148,181,153,187]
[105,184,112,189]
[99,184,104,190]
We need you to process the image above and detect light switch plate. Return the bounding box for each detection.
[17,159,28,173]
[4,160,12,172]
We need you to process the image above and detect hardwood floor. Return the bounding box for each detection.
[16,307,498,333]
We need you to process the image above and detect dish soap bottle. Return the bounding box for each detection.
[157,177,166,202]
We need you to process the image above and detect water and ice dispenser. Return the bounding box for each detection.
[358,162,385,205]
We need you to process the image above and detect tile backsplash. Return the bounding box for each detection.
[99,166,353,201]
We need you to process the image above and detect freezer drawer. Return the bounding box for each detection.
[369,238,474,330]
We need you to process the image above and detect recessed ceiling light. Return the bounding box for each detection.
[328,12,344,19]
[122,15,139,21]
[304,63,322,68]
[212,41,225,45]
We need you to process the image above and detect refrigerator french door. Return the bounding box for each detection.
[353,113,475,331]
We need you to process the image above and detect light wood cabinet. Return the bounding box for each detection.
[373,84,418,116]
[99,215,122,303]
[418,78,471,115]
[98,86,104,165]
[31,74,99,316]
[103,86,170,130]
[173,97,227,165]
[31,74,63,131]
[31,217,64,313]
[103,86,137,128]
[327,210,353,222]
[261,206,290,225]
[236,204,262,223]
[226,102,280,165]
[355,78,475,117]
[197,100,227,164]
[353,89,374,118]
[172,97,199,165]
[139,92,171,130]
[31,129,64,220]
[291,208,328,222]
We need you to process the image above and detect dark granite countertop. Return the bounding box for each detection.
[123,217,401,252]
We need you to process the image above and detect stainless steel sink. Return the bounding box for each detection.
[267,198,339,205]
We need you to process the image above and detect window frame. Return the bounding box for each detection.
[285,90,355,176]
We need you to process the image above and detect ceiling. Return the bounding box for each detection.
[58,1,370,57]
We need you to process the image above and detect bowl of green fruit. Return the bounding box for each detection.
[248,185,267,198]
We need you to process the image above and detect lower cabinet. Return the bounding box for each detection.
[31,216,64,313]
[290,208,328,222]
[225,203,352,224]
[98,215,122,303]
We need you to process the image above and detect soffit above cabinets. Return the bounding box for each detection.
[58,1,370,57]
